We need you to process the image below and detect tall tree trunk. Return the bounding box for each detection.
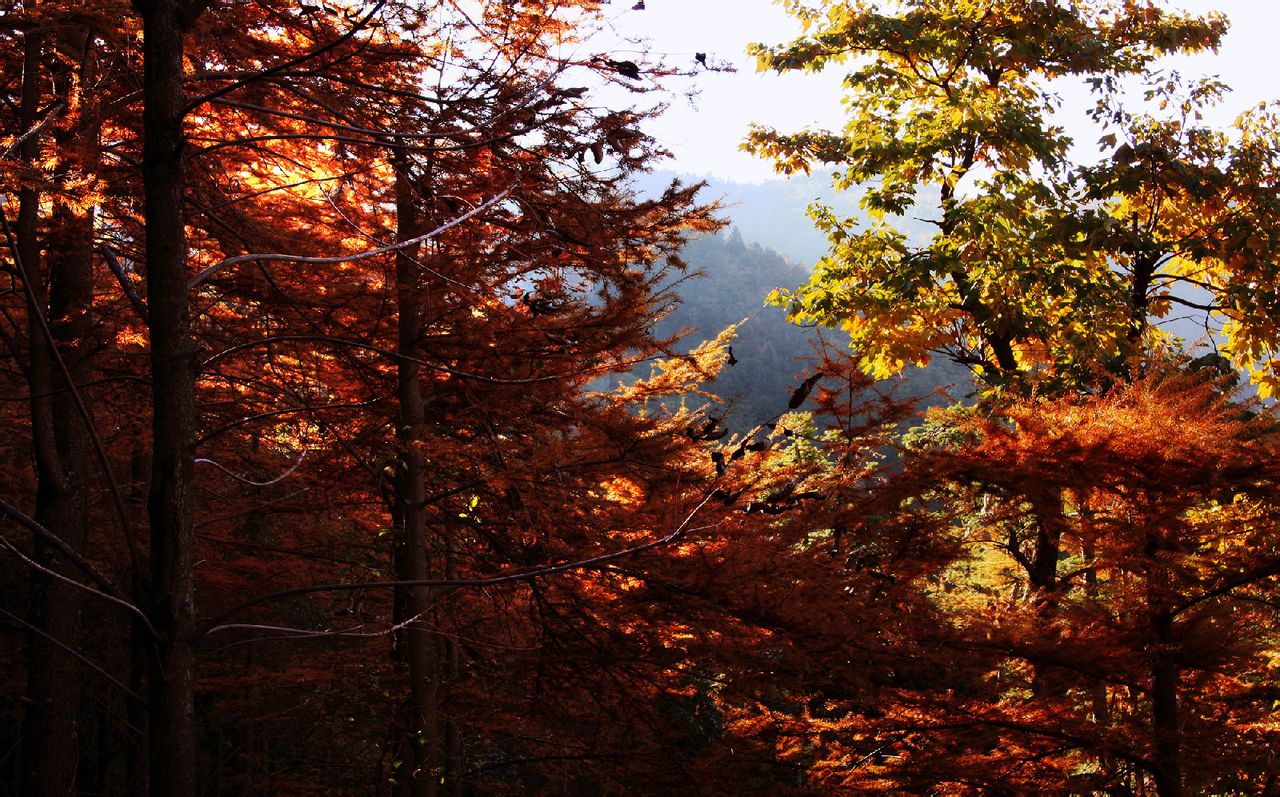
[1150,611,1182,797]
[13,15,76,796]
[21,180,98,797]
[1147,526,1182,797]
[1027,489,1065,699]
[128,614,151,797]
[1082,536,1116,782]
[13,13,100,794]
[1142,521,1182,797]
[135,0,198,793]
[392,156,441,797]
[1124,252,1157,369]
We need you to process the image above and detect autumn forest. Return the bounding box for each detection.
[3,0,1280,795]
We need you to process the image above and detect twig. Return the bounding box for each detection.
[195,450,307,487]
[100,245,148,322]
[1,99,67,158]
[203,488,723,635]
[187,189,510,288]
[0,206,145,577]
[0,533,153,636]
[0,608,144,703]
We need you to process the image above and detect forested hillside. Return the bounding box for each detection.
[646,227,968,425]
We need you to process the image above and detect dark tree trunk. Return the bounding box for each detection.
[1028,493,1063,595]
[135,0,198,793]
[1027,490,1065,699]
[1150,613,1182,797]
[14,16,98,795]
[14,17,74,797]
[21,202,97,797]
[1125,252,1157,363]
[392,157,441,797]
[128,608,151,796]
[1145,524,1182,797]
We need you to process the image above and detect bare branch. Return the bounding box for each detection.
[202,488,723,635]
[182,0,388,113]
[195,449,307,487]
[200,332,631,386]
[0,532,153,636]
[0,498,121,597]
[187,188,510,289]
[0,608,144,702]
[1,99,67,158]
[0,206,145,576]
[197,397,384,444]
[100,245,149,322]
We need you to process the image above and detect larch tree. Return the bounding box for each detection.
[852,376,1280,796]
[0,2,136,793]
[1,0,731,793]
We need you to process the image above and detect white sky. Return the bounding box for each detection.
[606,0,1280,182]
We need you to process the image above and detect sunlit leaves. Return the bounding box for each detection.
[744,1,1280,392]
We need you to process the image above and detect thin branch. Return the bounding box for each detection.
[182,0,388,113]
[187,188,510,288]
[1162,294,1221,312]
[210,97,457,140]
[0,374,149,403]
[195,450,307,487]
[1149,272,1218,292]
[196,170,363,215]
[100,245,148,322]
[0,205,145,577]
[0,498,121,597]
[202,489,723,635]
[0,533,153,636]
[196,397,383,444]
[194,489,310,530]
[199,531,366,566]
[210,596,442,643]
[0,609,144,703]
[1,99,67,158]
[1173,559,1280,619]
[200,333,616,385]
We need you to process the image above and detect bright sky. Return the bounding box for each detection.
[607,0,1280,182]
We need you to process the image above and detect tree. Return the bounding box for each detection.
[747,0,1280,392]
[2,0,730,793]
[0,3,136,793]
[704,368,1280,796]
[738,7,1280,794]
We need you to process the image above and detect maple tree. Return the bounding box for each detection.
[748,0,1280,393]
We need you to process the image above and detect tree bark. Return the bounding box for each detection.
[135,0,198,793]
[14,16,100,794]
[1145,523,1182,797]
[1150,600,1182,796]
[14,16,73,796]
[393,156,441,797]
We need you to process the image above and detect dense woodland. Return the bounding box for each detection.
[2,1,1280,795]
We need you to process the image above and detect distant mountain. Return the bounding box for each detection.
[634,169,936,264]
[613,170,970,426]
[647,228,970,428]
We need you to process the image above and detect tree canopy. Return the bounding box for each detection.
[749,0,1280,394]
